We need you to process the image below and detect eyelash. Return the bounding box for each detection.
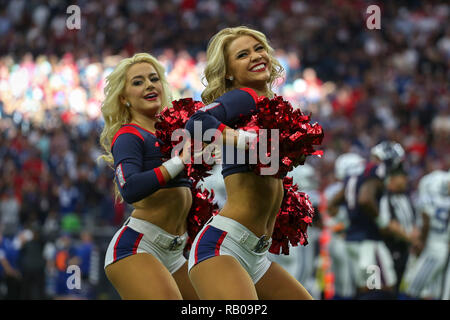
[132,77,159,86]
[237,46,265,59]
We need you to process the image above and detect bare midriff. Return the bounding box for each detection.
[131,186,192,235]
[220,172,284,237]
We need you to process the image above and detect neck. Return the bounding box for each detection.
[236,83,270,97]
[130,115,157,132]
[255,87,271,98]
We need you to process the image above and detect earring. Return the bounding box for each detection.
[227,76,234,81]
[126,101,131,107]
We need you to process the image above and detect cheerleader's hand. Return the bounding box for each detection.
[211,144,222,163]
[199,142,222,165]
[236,129,258,150]
[173,137,190,164]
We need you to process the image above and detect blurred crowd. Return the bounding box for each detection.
[0,0,448,299]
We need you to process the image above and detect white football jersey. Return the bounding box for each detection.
[423,196,450,246]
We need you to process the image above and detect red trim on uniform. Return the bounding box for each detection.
[126,123,156,136]
[154,167,166,186]
[132,233,144,255]
[215,231,227,256]
[239,87,259,103]
[113,226,128,261]
[195,225,211,264]
[111,126,144,149]
[212,123,227,143]
[364,162,376,177]
[217,123,226,133]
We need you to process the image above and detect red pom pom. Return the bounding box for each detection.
[235,95,324,178]
[269,176,315,255]
[185,187,219,252]
[155,99,219,253]
[155,98,214,181]
[155,98,201,155]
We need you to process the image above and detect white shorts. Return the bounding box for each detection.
[188,215,272,284]
[346,240,397,289]
[329,234,356,298]
[104,217,187,274]
[401,242,449,299]
[442,254,450,300]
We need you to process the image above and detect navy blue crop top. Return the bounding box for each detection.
[185,88,259,178]
[111,123,192,204]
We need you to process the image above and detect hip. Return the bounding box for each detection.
[104,216,188,273]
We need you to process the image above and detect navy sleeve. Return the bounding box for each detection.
[185,88,258,140]
[363,162,385,180]
[112,133,166,204]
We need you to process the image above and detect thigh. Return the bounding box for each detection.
[189,255,258,300]
[412,250,445,298]
[375,242,397,288]
[172,261,199,300]
[345,242,360,285]
[352,241,377,290]
[405,253,436,297]
[105,253,182,300]
[255,262,313,300]
[441,258,450,300]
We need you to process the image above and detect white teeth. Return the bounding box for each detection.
[252,64,265,71]
[145,93,157,99]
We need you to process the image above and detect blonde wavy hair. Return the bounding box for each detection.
[201,26,284,105]
[98,53,172,200]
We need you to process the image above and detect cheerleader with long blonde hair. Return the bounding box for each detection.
[185,26,313,299]
[99,53,198,300]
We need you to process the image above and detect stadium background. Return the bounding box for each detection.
[0,0,448,299]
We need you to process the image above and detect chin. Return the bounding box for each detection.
[143,105,161,116]
[145,100,162,109]
[245,78,269,90]
[252,73,271,83]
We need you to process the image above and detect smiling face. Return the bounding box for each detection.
[120,62,164,119]
[225,35,272,93]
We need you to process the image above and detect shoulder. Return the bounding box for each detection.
[111,125,146,150]
[216,87,259,104]
[362,162,385,180]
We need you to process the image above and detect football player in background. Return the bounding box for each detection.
[377,166,418,297]
[400,170,449,299]
[324,153,366,299]
[329,141,414,299]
